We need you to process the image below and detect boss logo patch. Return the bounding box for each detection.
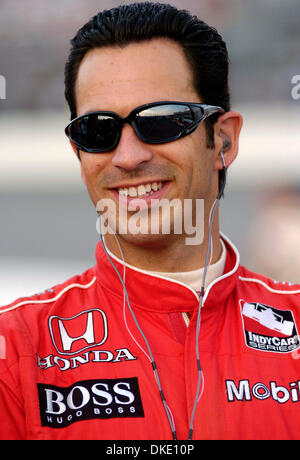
[240,300,300,353]
[37,377,144,428]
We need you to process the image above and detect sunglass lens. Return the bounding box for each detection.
[69,114,120,151]
[134,104,198,142]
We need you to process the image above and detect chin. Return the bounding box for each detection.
[116,231,180,250]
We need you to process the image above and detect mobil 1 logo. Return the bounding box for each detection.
[38,377,144,428]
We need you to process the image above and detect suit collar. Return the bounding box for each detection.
[95,233,240,312]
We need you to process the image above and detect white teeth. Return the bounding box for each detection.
[137,185,146,196]
[128,187,138,197]
[118,181,164,197]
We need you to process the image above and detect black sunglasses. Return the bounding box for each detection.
[65,101,224,153]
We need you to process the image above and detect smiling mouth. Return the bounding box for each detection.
[115,181,165,198]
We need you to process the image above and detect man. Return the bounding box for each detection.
[0,2,299,440]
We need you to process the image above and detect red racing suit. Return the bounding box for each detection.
[0,234,300,440]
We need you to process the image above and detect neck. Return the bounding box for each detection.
[103,208,222,273]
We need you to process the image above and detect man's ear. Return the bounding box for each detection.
[69,140,87,186]
[213,111,243,170]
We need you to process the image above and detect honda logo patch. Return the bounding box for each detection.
[240,300,300,353]
[49,309,108,356]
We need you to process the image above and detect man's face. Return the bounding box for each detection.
[74,39,219,245]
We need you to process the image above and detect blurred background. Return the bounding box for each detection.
[0,0,299,305]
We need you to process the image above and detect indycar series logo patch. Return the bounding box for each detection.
[240,300,299,353]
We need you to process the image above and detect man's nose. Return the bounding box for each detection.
[111,124,153,170]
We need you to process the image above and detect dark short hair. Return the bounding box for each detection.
[64,2,230,149]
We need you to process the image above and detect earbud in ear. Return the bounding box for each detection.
[222,139,231,151]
